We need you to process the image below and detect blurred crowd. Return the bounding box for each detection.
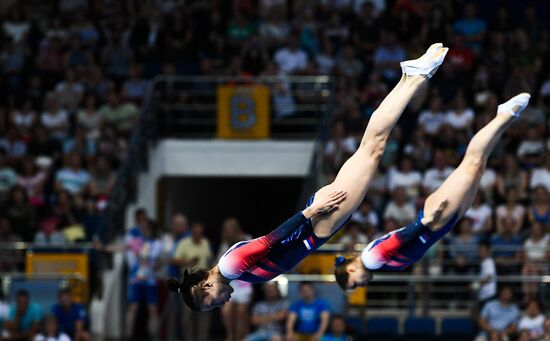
[0,0,549,340]
[0,288,90,341]
[124,208,550,341]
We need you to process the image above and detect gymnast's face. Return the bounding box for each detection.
[196,280,234,311]
[346,262,373,290]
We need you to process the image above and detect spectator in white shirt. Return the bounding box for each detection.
[522,223,548,301]
[55,69,84,113]
[517,300,545,340]
[517,127,544,167]
[34,315,71,341]
[383,186,416,226]
[274,34,307,75]
[478,167,497,203]
[417,96,447,135]
[523,222,549,265]
[465,192,493,235]
[41,93,69,141]
[476,243,497,305]
[530,154,550,192]
[2,8,30,44]
[55,153,91,195]
[77,95,102,141]
[388,156,423,201]
[445,94,475,131]
[495,187,525,236]
[259,9,290,50]
[10,100,36,138]
[0,148,18,201]
[423,150,453,194]
[315,39,336,75]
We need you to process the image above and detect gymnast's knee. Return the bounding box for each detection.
[461,156,485,178]
[359,136,386,160]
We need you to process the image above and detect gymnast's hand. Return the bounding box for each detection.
[302,190,347,219]
[422,199,449,227]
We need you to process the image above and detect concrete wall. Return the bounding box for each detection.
[125,139,315,227]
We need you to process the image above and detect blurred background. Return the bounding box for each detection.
[0,0,549,340]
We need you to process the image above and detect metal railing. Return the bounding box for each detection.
[102,80,157,241]
[0,242,112,302]
[280,243,550,315]
[154,75,333,139]
[1,272,88,307]
[0,242,94,250]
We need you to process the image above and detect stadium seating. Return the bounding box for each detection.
[404,317,436,341]
[365,316,399,341]
[344,317,365,337]
[441,317,476,341]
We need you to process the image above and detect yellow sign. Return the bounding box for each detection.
[26,252,89,302]
[297,253,367,305]
[217,85,270,139]
[347,286,367,305]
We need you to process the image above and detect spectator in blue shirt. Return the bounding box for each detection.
[490,217,522,274]
[373,31,406,83]
[127,207,148,238]
[125,218,161,339]
[286,282,330,341]
[476,286,519,341]
[449,217,479,274]
[51,288,90,341]
[453,3,487,53]
[322,315,349,341]
[5,290,42,340]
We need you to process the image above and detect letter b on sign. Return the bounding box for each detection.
[217,85,270,139]
[230,95,256,129]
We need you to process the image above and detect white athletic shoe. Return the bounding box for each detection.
[414,43,443,63]
[400,45,449,79]
[497,93,531,117]
[424,43,443,57]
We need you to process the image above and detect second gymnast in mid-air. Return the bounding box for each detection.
[168,42,530,310]
[334,88,530,290]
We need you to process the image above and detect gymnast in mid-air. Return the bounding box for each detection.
[167,42,529,311]
[333,97,531,289]
[167,43,450,311]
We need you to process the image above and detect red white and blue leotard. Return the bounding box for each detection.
[362,210,459,271]
[218,196,350,283]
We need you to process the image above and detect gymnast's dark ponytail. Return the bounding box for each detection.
[166,268,209,311]
[333,255,355,290]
